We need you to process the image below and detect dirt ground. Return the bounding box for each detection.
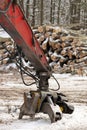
[0,70,87,130]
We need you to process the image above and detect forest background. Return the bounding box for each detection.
[17,0,87,29]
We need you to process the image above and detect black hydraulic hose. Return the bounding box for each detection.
[1,42,39,86]
[17,51,39,86]
[50,74,60,91]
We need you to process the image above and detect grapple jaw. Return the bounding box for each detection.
[56,93,74,114]
[19,91,74,123]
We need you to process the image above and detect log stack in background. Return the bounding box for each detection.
[33,25,87,76]
[0,26,87,76]
[0,37,15,65]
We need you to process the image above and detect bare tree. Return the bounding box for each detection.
[26,0,30,19]
[31,0,36,26]
[40,0,44,25]
[57,0,61,24]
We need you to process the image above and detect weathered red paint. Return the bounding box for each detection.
[0,0,50,73]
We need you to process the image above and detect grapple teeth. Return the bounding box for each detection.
[19,92,40,119]
[56,93,74,114]
[40,102,62,123]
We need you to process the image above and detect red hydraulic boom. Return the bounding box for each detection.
[0,0,50,73]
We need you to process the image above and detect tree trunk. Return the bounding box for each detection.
[26,0,30,19]
[57,0,61,24]
[32,0,36,26]
[40,0,43,25]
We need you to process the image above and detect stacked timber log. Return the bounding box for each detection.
[0,37,15,65]
[0,26,87,75]
[33,25,87,76]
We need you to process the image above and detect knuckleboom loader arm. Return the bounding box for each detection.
[0,0,74,123]
[0,0,51,78]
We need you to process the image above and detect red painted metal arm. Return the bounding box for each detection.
[0,0,51,75]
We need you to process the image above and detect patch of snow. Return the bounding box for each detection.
[0,105,87,130]
[0,29,10,38]
[0,63,17,72]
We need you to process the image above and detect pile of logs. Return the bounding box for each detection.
[33,25,87,75]
[0,26,87,75]
[0,37,15,65]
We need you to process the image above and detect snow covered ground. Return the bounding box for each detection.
[0,28,10,38]
[0,72,87,130]
[0,104,87,130]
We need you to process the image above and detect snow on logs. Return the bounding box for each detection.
[0,26,87,75]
